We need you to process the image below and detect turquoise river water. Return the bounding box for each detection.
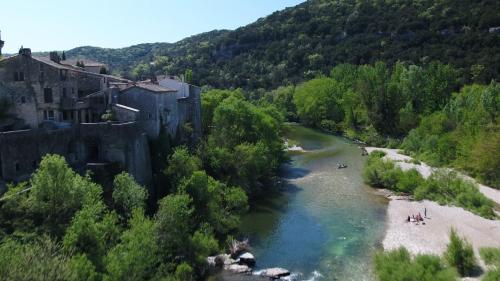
[218,124,388,281]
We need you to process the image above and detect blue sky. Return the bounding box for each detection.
[0,0,304,53]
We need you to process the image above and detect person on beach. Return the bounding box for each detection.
[424,208,427,218]
[407,215,410,222]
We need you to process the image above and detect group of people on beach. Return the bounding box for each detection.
[406,208,427,225]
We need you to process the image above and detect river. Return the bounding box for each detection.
[218,124,388,281]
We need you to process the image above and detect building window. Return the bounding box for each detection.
[72,88,75,95]
[13,72,23,81]
[148,113,152,120]
[15,162,20,171]
[62,88,67,98]
[21,96,26,103]
[44,110,55,121]
[59,69,67,81]
[33,160,37,169]
[39,72,44,82]
[44,88,53,103]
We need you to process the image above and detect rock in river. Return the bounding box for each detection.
[260,268,290,279]
[224,263,252,274]
[238,252,256,266]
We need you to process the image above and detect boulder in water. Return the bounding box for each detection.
[224,263,252,274]
[260,268,290,279]
[238,252,255,266]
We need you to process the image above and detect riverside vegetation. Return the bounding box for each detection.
[362,152,496,219]
[0,92,285,280]
[374,229,479,281]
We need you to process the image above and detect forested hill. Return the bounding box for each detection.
[66,0,500,89]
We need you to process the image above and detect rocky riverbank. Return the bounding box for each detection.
[208,240,290,280]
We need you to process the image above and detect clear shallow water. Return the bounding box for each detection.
[236,125,388,281]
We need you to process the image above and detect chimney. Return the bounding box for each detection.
[0,31,4,56]
[18,46,32,57]
[49,51,61,63]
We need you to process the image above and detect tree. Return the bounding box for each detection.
[164,147,201,191]
[29,154,102,236]
[112,172,147,218]
[0,236,73,281]
[68,254,99,281]
[104,209,158,281]
[444,229,478,276]
[61,51,66,61]
[356,62,403,136]
[154,194,194,262]
[293,77,344,129]
[63,203,120,267]
[184,69,193,83]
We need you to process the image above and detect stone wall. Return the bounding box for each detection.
[0,122,152,187]
[177,85,202,141]
[113,104,139,122]
[118,87,178,139]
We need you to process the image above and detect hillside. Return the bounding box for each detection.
[65,0,500,89]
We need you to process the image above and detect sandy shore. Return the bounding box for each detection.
[383,199,500,256]
[364,147,500,270]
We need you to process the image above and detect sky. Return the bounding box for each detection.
[0,0,304,54]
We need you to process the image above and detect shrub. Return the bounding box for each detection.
[480,247,500,267]
[483,269,500,281]
[414,171,495,219]
[374,247,457,281]
[444,229,478,277]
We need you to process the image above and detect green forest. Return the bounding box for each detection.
[263,61,499,189]
[65,0,500,89]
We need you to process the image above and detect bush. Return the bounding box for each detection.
[363,153,395,188]
[480,247,500,267]
[374,247,457,281]
[414,171,495,219]
[483,269,500,281]
[363,155,495,218]
[444,229,478,277]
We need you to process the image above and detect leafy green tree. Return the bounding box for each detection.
[112,172,148,218]
[164,147,202,191]
[180,171,248,235]
[68,254,99,281]
[184,69,193,83]
[444,229,478,276]
[356,62,403,136]
[0,236,73,281]
[174,262,195,281]
[104,209,158,281]
[189,225,219,271]
[201,89,244,136]
[155,194,194,262]
[63,202,120,267]
[29,154,102,236]
[293,77,344,129]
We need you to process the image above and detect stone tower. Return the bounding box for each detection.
[0,31,4,56]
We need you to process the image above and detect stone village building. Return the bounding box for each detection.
[0,40,201,191]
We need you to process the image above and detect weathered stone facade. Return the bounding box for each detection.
[0,45,202,190]
[0,122,152,186]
